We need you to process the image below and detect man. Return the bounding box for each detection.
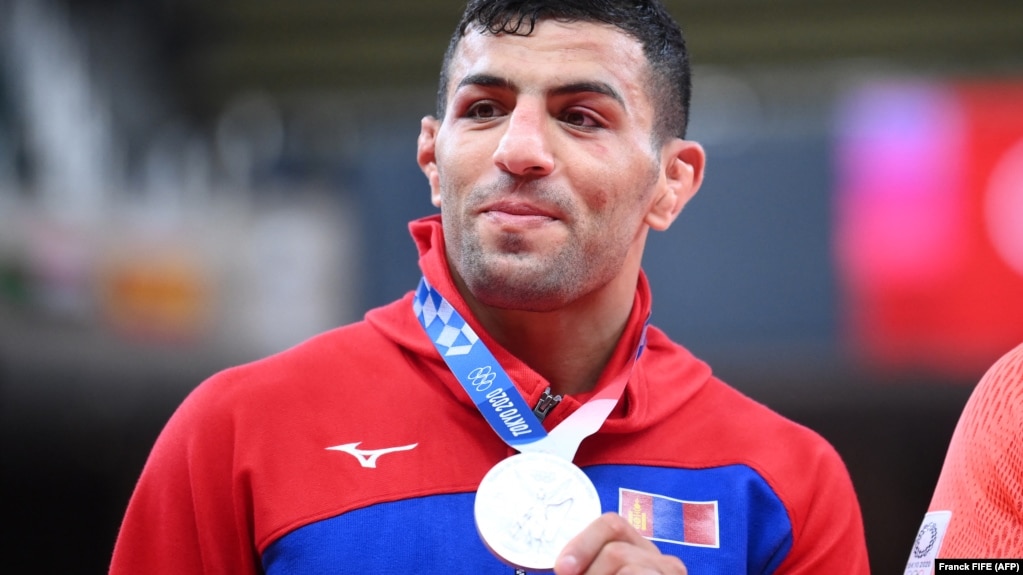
[111,1,869,573]
[904,342,1023,573]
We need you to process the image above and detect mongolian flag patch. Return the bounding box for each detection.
[619,488,719,548]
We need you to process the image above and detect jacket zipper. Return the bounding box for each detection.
[531,386,562,422]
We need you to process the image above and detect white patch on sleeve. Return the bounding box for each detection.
[903,510,952,575]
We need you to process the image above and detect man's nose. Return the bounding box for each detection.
[492,104,555,177]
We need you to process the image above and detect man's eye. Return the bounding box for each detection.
[561,110,601,128]
[466,102,504,120]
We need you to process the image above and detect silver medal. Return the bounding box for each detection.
[474,451,602,571]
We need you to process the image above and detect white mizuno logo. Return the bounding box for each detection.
[325,441,419,468]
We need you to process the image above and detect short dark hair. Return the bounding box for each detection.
[436,0,692,142]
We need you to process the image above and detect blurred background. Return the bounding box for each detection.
[1,0,1021,572]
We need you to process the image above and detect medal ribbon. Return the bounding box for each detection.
[413,277,648,461]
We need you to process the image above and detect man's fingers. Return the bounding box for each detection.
[584,541,687,575]
[554,512,684,575]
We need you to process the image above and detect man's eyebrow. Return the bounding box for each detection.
[456,73,516,92]
[550,81,625,109]
[455,74,624,108]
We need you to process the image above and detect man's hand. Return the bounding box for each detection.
[553,512,688,575]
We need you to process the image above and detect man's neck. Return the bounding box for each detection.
[458,279,637,398]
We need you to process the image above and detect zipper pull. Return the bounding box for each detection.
[532,386,562,422]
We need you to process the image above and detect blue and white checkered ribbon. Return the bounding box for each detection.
[415,277,548,448]
[413,276,649,460]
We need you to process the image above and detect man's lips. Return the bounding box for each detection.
[479,201,560,221]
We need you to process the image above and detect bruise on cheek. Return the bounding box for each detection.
[589,188,611,212]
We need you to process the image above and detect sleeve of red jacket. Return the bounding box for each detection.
[109,373,260,575]
[773,434,870,574]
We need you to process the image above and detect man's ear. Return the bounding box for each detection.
[645,139,706,231]
[417,116,442,207]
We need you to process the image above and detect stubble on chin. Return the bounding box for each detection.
[441,178,625,312]
[442,181,571,310]
[455,232,586,312]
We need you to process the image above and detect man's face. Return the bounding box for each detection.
[419,20,672,312]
